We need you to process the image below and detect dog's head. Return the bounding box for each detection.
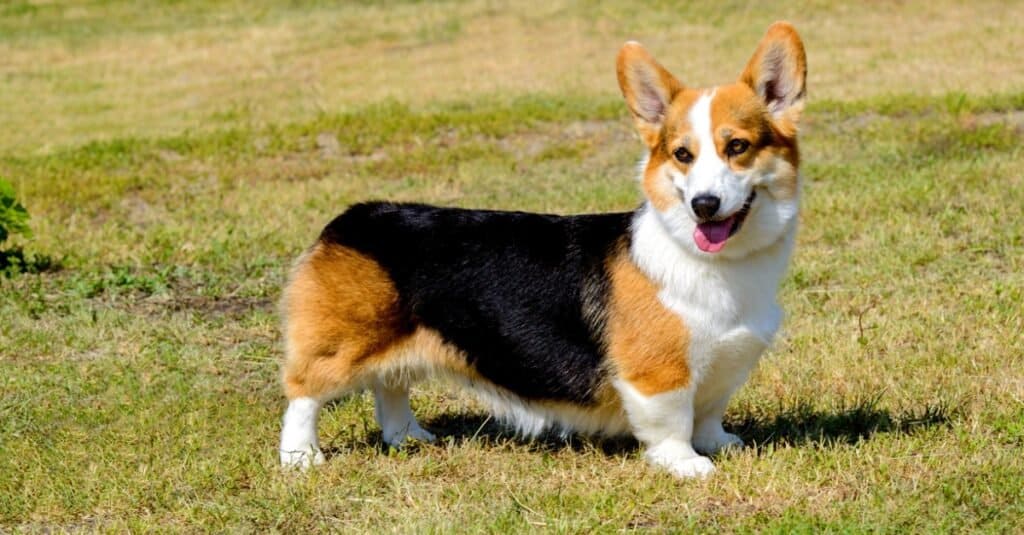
[617,22,806,259]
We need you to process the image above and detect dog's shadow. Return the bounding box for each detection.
[726,396,954,452]
[322,395,954,459]
[419,396,954,457]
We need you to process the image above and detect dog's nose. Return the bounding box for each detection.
[691,195,721,220]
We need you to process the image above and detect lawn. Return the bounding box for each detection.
[1,1,1022,532]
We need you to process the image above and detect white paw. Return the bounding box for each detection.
[280,448,325,470]
[407,424,437,443]
[645,441,716,479]
[693,431,744,455]
[383,423,436,447]
[662,455,717,479]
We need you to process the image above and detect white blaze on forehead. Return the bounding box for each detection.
[688,90,716,155]
[683,90,728,197]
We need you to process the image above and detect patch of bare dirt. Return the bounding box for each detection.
[968,110,1024,133]
[137,293,274,319]
[171,294,273,317]
[494,119,633,161]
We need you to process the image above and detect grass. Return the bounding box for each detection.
[2,1,1023,532]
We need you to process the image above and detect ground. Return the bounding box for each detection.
[1,0,1022,532]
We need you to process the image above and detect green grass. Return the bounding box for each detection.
[2,1,1023,532]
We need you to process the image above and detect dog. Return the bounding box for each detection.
[278,22,806,478]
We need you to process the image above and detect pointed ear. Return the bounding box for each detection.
[616,42,683,147]
[739,22,807,123]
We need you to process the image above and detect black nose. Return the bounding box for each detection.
[691,195,721,220]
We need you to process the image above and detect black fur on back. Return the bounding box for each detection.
[319,202,635,404]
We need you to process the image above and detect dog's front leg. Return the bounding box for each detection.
[616,381,715,478]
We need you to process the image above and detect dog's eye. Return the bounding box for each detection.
[726,139,750,157]
[673,147,694,164]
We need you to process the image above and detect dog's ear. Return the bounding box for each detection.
[739,22,807,124]
[617,42,683,148]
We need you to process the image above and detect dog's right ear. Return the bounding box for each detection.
[616,42,683,148]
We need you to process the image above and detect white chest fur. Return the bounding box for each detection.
[630,205,795,399]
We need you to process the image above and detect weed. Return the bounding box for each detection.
[0,177,54,276]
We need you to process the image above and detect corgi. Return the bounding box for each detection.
[278,22,806,478]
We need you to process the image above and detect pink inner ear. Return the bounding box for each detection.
[760,46,797,113]
[637,89,665,121]
[633,69,667,122]
[765,79,792,114]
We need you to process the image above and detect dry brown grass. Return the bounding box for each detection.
[3,0,1023,154]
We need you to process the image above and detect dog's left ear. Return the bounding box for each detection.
[740,22,807,124]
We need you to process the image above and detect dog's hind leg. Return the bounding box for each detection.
[278,242,412,469]
[373,380,436,447]
[279,341,357,469]
[280,396,326,469]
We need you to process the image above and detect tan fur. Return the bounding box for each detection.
[605,246,691,396]
[375,327,484,386]
[640,149,678,213]
[280,242,412,399]
[708,83,771,163]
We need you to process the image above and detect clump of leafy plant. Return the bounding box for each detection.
[0,178,30,242]
[0,177,53,276]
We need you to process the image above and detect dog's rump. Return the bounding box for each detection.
[317,201,633,404]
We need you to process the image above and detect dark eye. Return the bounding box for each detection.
[673,146,694,164]
[726,139,750,157]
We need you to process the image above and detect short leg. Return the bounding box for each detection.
[280,397,326,469]
[616,381,715,478]
[373,382,436,447]
[692,330,765,455]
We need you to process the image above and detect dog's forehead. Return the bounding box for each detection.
[664,89,702,132]
[665,84,768,141]
[709,83,769,134]
[661,89,704,146]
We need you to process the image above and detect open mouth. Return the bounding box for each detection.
[693,190,757,253]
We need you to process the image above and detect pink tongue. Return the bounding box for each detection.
[694,217,735,253]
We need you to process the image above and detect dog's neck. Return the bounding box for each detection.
[628,202,796,311]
